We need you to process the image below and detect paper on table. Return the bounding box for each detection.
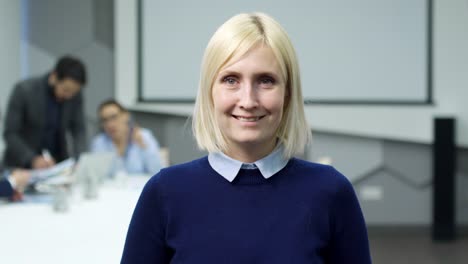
[29,158,76,184]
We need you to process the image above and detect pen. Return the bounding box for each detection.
[42,149,53,164]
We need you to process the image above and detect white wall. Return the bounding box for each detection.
[114,0,138,108]
[0,1,21,116]
[303,0,468,145]
[0,1,21,152]
[115,0,468,146]
[140,0,429,103]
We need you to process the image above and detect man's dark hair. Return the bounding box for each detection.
[53,55,87,85]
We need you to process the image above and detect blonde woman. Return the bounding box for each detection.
[122,13,371,263]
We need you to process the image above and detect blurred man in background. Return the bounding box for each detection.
[3,55,87,169]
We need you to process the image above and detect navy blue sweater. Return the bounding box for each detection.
[121,157,371,263]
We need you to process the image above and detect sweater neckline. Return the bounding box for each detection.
[204,156,295,186]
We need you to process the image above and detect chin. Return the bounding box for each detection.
[233,137,272,147]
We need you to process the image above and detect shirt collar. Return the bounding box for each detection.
[208,145,288,182]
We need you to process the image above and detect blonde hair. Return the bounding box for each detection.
[192,12,311,159]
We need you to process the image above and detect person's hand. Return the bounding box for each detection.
[32,155,56,169]
[132,126,147,149]
[10,169,31,192]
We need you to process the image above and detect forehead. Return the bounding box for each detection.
[219,45,281,75]
[100,104,121,115]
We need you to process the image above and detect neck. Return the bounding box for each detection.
[224,140,276,163]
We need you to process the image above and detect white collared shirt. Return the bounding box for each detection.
[208,145,289,182]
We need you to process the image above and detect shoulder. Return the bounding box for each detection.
[139,127,152,135]
[145,156,209,187]
[158,156,208,180]
[139,128,156,140]
[13,75,45,94]
[133,160,212,224]
[288,158,354,194]
[289,158,347,181]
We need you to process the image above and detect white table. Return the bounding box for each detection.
[0,176,150,264]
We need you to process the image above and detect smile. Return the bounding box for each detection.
[232,115,265,121]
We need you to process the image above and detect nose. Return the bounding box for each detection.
[239,82,259,109]
[103,121,117,133]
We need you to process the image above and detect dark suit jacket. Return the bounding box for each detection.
[0,164,13,198]
[0,179,13,198]
[2,74,86,168]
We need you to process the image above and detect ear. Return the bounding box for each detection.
[122,111,131,124]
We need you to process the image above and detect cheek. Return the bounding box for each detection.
[212,89,235,113]
[264,94,286,116]
[273,103,285,124]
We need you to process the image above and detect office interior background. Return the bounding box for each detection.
[1,0,468,262]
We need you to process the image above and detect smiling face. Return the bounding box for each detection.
[212,44,287,161]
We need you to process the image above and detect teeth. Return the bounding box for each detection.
[236,116,260,121]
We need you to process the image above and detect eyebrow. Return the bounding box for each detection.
[99,112,120,120]
[218,70,281,80]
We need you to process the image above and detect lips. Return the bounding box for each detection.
[232,115,265,121]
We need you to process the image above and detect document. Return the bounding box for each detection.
[29,158,76,184]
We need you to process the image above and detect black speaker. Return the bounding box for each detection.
[432,117,456,241]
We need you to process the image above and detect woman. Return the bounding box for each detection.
[121,13,371,263]
[91,99,162,175]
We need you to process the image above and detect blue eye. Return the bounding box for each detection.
[259,76,275,87]
[223,76,238,86]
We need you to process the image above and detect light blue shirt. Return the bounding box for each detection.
[91,128,162,175]
[208,145,289,182]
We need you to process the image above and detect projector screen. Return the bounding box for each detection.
[139,0,430,104]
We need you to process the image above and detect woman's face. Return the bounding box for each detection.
[212,45,286,160]
[99,104,129,140]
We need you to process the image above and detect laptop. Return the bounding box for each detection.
[73,152,115,183]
